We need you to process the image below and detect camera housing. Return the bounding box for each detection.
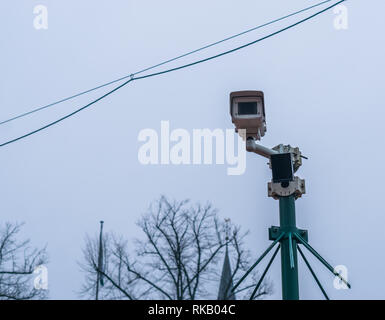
[230,90,266,140]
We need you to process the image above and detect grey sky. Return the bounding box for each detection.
[1,0,384,299]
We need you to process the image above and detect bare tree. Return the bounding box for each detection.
[80,232,139,300]
[0,222,48,300]
[80,196,273,300]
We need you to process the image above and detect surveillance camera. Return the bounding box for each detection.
[230,90,266,140]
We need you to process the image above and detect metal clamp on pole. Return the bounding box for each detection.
[268,176,306,200]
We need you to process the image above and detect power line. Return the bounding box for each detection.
[0,0,335,126]
[0,0,346,148]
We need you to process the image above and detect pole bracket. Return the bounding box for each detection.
[269,226,308,242]
[268,176,306,200]
[271,144,303,172]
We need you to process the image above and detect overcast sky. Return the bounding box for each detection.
[1,0,384,299]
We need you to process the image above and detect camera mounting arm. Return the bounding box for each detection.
[246,138,278,159]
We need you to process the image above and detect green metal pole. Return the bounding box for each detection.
[279,195,299,300]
